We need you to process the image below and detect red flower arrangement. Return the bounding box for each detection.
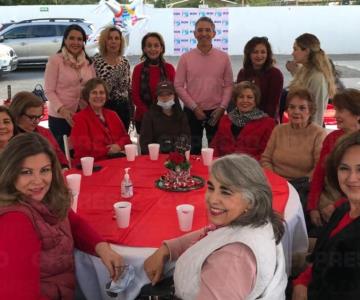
[164,151,190,171]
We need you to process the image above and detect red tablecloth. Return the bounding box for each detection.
[69,155,289,248]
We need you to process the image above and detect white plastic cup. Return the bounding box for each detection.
[113,201,132,228]
[80,157,94,176]
[185,150,190,161]
[176,204,195,232]
[66,174,81,195]
[148,143,160,160]
[66,174,81,212]
[71,193,79,212]
[125,144,137,161]
[201,148,214,166]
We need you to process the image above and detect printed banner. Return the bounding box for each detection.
[173,8,229,55]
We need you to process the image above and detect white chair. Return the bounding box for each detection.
[63,135,72,168]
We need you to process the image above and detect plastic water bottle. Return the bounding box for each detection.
[121,168,133,198]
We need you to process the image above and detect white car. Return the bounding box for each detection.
[0,44,17,77]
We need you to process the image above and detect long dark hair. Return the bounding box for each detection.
[243,36,274,75]
[0,133,71,219]
[140,32,168,107]
[57,24,91,63]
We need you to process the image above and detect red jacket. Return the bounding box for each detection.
[36,126,68,167]
[307,129,345,210]
[71,106,131,161]
[211,115,276,160]
[0,202,103,300]
[131,62,176,122]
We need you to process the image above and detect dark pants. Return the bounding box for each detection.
[105,99,131,131]
[135,121,142,135]
[184,107,219,155]
[279,89,288,123]
[49,116,71,152]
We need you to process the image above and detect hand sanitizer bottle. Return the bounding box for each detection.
[121,168,133,198]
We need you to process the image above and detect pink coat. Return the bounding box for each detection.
[44,53,95,118]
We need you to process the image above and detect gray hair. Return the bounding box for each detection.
[210,154,284,243]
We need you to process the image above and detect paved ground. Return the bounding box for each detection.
[1,54,360,101]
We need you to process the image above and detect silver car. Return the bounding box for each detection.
[0,18,93,67]
[0,44,18,77]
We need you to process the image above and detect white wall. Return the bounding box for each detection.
[1,5,359,55]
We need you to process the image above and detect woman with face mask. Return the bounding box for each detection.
[140,81,190,154]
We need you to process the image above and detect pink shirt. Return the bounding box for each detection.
[165,228,257,299]
[44,53,95,118]
[174,47,233,111]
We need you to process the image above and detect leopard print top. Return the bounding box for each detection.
[93,53,130,102]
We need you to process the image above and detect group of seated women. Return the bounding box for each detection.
[2,128,360,299]
[1,21,360,299]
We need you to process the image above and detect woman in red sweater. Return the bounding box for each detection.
[0,133,124,299]
[71,78,131,162]
[211,81,275,160]
[308,88,360,227]
[9,91,69,168]
[236,37,283,119]
[131,32,176,133]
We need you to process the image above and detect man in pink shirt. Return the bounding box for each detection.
[174,16,233,154]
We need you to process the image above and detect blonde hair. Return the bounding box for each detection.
[98,26,125,57]
[289,33,336,98]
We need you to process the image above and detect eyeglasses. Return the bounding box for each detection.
[23,113,44,122]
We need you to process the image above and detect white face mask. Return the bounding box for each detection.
[157,98,175,110]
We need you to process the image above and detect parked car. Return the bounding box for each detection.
[0,21,16,32]
[0,44,18,78]
[0,18,93,67]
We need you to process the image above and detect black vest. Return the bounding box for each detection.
[308,201,360,300]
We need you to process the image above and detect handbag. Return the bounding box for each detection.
[32,84,48,102]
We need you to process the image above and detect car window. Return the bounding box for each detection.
[56,25,68,36]
[3,26,29,39]
[30,25,57,38]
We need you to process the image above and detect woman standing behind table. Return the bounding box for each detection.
[0,106,17,152]
[44,24,95,150]
[9,91,69,168]
[132,32,176,133]
[308,88,360,227]
[93,26,132,130]
[140,81,190,154]
[236,37,284,119]
[71,78,131,162]
[292,131,360,300]
[211,81,275,160]
[287,33,336,126]
[261,88,327,208]
[144,154,287,299]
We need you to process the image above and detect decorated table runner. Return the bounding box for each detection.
[69,154,289,248]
